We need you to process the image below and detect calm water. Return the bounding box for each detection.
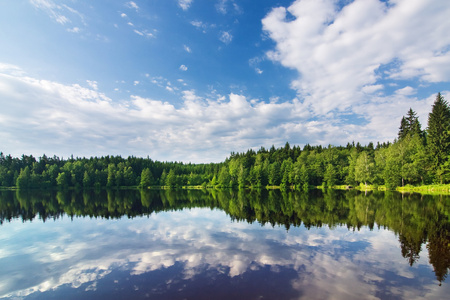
[0,189,449,299]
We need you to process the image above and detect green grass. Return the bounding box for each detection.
[397,184,450,195]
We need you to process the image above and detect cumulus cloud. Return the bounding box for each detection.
[262,0,450,140]
[178,0,193,11]
[126,1,139,11]
[219,31,233,44]
[0,65,324,161]
[216,0,228,14]
[395,86,417,96]
[190,20,213,33]
[86,80,98,90]
[179,64,188,71]
[0,65,447,162]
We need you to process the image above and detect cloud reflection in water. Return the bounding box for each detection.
[0,207,447,299]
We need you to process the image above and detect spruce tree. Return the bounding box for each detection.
[398,108,423,140]
[427,92,450,182]
[398,116,408,140]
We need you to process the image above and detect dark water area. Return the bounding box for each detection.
[0,189,449,299]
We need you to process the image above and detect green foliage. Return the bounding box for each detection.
[398,108,423,140]
[427,92,450,183]
[16,166,31,189]
[140,168,154,188]
[324,164,336,188]
[355,151,375,186]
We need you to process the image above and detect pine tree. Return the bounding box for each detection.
[398,108,423,140]
[398,116,408,140]
[427,92,450,183]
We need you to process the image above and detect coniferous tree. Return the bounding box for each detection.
[398,108,423,140]
[405,108,423,138]
[398,116,408,140]
[427,93,450,183]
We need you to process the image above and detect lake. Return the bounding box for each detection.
[0,189,449,299]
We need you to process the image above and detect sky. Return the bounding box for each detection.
[1,0,450,163]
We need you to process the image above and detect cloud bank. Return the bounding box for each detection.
[0,63,444,162]
[262,0,450,139]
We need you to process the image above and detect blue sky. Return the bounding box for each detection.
[1,0,449,162]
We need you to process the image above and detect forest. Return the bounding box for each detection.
[1,93,449,190]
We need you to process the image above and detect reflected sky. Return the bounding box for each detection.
[0,207,448,300]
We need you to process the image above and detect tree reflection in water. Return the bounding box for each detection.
[1,188,449,286]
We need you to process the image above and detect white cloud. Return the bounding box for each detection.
[216,0,228,14]
[361,84,384,94]
[178,0,193,11]
[190,20,214,33]
[133,81,139,86]
[126,1,139,11]
[395,86,417,96]
[30,0,69,24]
[219,31,233,44]
[30,0,86,29]
[0,63,25,76]
[86,80,98,90]
[67,27,80,33]
[216,0,241,14]
[262,0,450,141]
[121,13,127,18]
[1,64,447,163]
[133,29,154,38]
[190,20,204,28]
[0,66,311,161]
[179,65,188,71]
[184,45,192,53]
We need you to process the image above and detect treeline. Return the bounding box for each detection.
[0,155,220,189]
[1,93,449,190]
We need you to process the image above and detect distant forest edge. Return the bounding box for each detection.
[1,93,450,191]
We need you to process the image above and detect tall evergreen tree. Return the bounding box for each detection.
[398,108,423,140]
[398,116,408,140]
[427,92,450,183]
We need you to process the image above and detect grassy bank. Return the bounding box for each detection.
[396,184,450,195]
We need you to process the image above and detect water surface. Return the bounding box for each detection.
[0,189,449,299]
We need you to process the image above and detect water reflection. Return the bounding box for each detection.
[0,189,449,299]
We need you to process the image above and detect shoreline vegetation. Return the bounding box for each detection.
[3,183,450,195]
[1,93,450,194]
